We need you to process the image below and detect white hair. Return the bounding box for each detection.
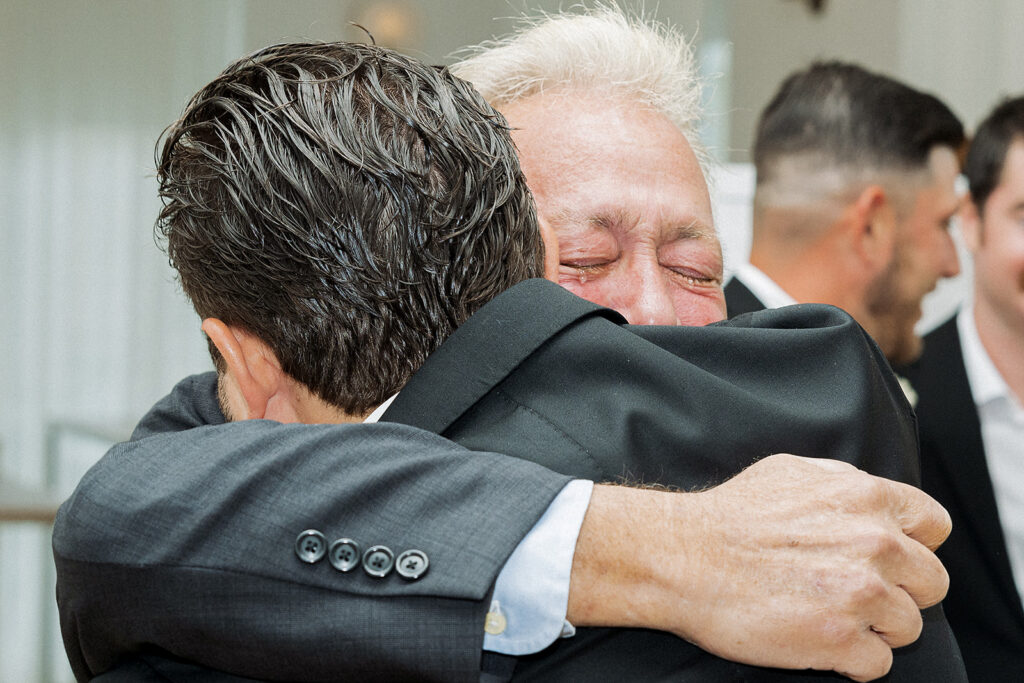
[450,4,706,167]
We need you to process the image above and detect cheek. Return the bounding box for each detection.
[978,233,1024,291]
[1007,235,1024,285]
[557,273,626,309]
[998,253,1024,295]
[670,287,727,326]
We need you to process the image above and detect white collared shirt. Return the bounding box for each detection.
[958,307,1024,606]
[364,393,590,654]
[732,263,798,309]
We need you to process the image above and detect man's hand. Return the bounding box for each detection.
[566,453,952,682]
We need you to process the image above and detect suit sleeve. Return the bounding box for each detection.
[52,374,572,682]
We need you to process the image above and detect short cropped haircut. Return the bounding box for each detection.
[754,61,964,209]
[965,95,1024,212]
[450,4,705,167]
[156,42,542,414]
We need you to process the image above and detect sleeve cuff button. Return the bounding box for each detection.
[294,530,327,564]
[395,549,429,580]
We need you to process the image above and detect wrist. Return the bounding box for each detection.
[565,484,705,637]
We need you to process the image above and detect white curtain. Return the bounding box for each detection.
[2,2,249,679]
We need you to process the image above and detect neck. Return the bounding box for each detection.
[749,206,863,313]
[291,387,372,424]
[973,297,1024,403]
[749,243,861,313]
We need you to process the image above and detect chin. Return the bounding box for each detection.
[889,335,924,367]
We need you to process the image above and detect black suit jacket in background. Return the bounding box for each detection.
[899,316,1024,682]
[382,279,964,682]
[725,276,768,319]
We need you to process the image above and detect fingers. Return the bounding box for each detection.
[869,583,925,648]
[693,454,950,679]
[888,478,953,551]
[787,454,953,553]
[888,531,950,608]
[833,586,918,681]
[835,636,894,683]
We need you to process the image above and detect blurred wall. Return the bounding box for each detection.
[1,1,1019,679]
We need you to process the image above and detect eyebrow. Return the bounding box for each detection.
[561,206,718,243]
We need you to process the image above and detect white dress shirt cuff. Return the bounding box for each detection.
[482,478,594,655]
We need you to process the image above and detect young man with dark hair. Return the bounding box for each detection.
[157,41,544,418]
[727,61,964,366]
[900,95,1024,681]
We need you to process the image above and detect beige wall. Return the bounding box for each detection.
[727,0,901,161]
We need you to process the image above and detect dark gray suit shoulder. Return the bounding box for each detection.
[54,371,572,682]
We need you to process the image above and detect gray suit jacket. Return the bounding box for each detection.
[53,374,571,682]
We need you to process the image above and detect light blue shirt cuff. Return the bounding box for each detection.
[482,479,594,655]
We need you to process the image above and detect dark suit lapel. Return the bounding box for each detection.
[910,318,1024,625]
[724,276,767,318]
[382,279,625,434]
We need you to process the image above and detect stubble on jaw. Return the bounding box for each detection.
[864,248,923,366]
[216,375,238,423]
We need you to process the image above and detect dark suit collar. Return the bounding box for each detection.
[909,316,1024,626]
[724,276,767,319]
[382,279,625,433]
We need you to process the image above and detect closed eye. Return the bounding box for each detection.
[666,265,722,288]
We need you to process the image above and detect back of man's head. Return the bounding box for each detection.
[156,41,542,415]
[451,5,705,168]
[754,61,964,215]
[965,95,1024,211]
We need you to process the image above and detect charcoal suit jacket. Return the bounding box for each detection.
[53,377,572,682]
[55,279,965,681]
[899,316,1024,681]
[379,278,965,682]
[724,276,768,319]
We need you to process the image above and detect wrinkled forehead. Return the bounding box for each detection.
[499,91,715,233]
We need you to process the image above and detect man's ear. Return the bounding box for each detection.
[539,215,560,282]
[201,318,291,421]
[959,193,983,253]
[848,185,896,272]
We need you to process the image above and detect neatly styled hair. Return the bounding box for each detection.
[965,95,1024,212]
[450,4,705,167]
[754,61,964,209]
[156,42,542,414]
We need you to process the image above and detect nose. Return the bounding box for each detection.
[621,261,678,326]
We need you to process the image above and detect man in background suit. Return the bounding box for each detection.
[54,12,956,683]
[725,62,964,365]
[899,96,1024,681]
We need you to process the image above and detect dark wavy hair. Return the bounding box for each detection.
[965,95,1024,213]
[156,42,543,414]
